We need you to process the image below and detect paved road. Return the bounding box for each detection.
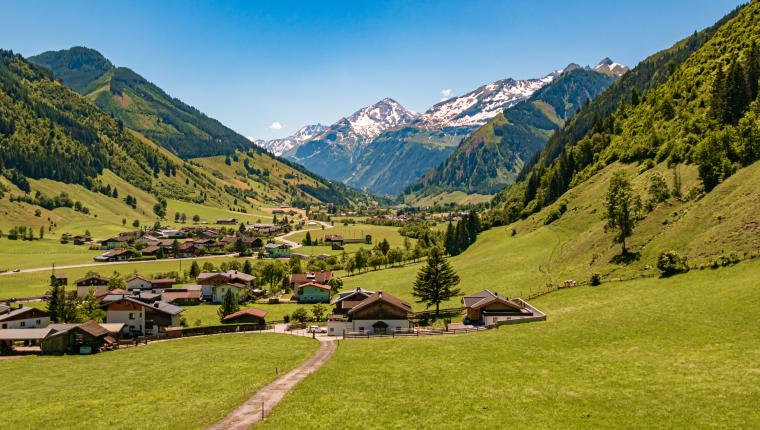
[206,339,337,430]
[274,220,333,249]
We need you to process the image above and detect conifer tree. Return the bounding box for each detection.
[412,247,461,315]
[189,261,201,278]
[217,289,240,322]
[444,222,457,256]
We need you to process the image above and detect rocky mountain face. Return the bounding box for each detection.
[594,57,630,76]
[254,123,328,156]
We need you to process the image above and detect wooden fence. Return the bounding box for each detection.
[343,326,485,339]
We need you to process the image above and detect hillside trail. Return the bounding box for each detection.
[274,220,333,249]
[206,338,337,430]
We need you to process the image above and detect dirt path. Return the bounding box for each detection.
[274,220,333,249]
[207,340,337,430]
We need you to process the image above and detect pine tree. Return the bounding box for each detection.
[444,222,457,255]
[217,289,240,322]
[242,259,253,275]
[189,261,200,278]
[412,247,461,314]
[467,209,480,244]
[455,219,469,254]
[47,283,63,322]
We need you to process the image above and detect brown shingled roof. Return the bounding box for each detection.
[222,308,268,321]
[348,290,412,315]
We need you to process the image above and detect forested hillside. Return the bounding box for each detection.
[494,5,750,219]
[29,47,252,158]
[408,69,617,197]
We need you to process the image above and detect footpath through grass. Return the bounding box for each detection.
[0,333,317,430]
[260,260,760,429]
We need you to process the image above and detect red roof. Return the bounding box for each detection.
[296,282,331,291]
[222,308,268,321]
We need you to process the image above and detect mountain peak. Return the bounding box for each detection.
[345,98,418,139]
[594,57,629,76]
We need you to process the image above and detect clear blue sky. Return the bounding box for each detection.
[1,0,745,139]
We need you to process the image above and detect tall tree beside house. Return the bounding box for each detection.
[108,271,126,291]
[311,303,327,322]
[217,289,240,322]
[189,261,201,278]
[327,277,343,295]
[172,239,181,258]
[79,289,105,322]
[47,283,64,322]
[260,261,285,293]
[288,255,302,275]
[412,247,461,315]
[603,171,641,254]
[242,259,254,275]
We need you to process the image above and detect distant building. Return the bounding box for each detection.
[221,308,267,325]
[75,274,110,298]
[0,305,50,329]
[461,290,545,326]
[102,297,184,336]
[294,282,331,303]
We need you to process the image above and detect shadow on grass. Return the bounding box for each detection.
[610,251,641,265]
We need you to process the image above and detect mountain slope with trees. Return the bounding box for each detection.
[407,68,617,198]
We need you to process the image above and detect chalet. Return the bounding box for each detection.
[197,270,255,302]
[126,274,152,290]
[289,271,332,290]
[75,274,110,298]
[50,273,68,287]
[294,282,331,303]
[101,236,130,249]
[328,291,411,336]
[221,308,267,325]
[94,249,130,262]
[211,283,248,304]
[178,241,203,258]
[40,321,117,355]
[161,288,203,306]
[216,218,238,225]
[101,289,161,305]
[462,290,543,326]
[72,235,92,245]
[140,245,161,256]
[330,288,374,315]
[0,305,50,329]
[102,297,184,336]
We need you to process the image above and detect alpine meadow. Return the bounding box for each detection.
[1,1,758,429]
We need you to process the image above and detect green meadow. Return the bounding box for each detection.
[259,259,760,429]
[0,334,317,430]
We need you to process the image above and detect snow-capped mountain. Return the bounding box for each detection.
[254,123,328,156]
[594,57,629,76]
[417,73,558,128]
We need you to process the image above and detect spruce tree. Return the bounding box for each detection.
[412,247,461,315]
[467,209,480,244]
[444,222,457,255]
[455,219,469,254]
[47,283,63,322]
[217,289,240,322]
[189,261,201,278]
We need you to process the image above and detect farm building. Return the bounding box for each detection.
[461,290,545,326]
[294,282,331,303]
[289,271,332,289]
[102,297,184,336]
[40,321,118,355]
[0,305,50,329]
[328,291,411,336]
[221,308,267,325]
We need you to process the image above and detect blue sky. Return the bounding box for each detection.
[1,0,745,139]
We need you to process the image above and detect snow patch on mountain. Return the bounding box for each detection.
[594,57,629,76]
[254,123,328,156]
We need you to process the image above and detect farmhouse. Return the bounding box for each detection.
[289,271,332,289]
[161,288,203,306]
[40,321,117,355]
[461,290,544,326]
[126,274,152,290]
[150,278,177,290]
[197,270,255,301]
[0,305,50,329]
[328,291,411,336]
[75,274,110,298]
[211,283,248,304]
[101,236,130,249]
[294,282,331,303]
[102,297,184,336]
[221,308,267,325]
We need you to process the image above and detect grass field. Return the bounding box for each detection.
[0,238,101,271]
[259,259,760,429]
[288,223,414,256]
[0,333,317,430]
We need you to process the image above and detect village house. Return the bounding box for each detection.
[75,274,110,298]
[139,245,161,257]
[461,290,545,326]
[102,297,184,336]
[150,278,176,290]
[94,249,130,262]
[101,290,162,305]
[0,305,50,329]
[178,241,203,258]
[101,236,131,249]
[221,308,267,325]
[126,274,152,290]
[328,290,411,336]
[294,282,331,303]
[40,321,118,355]
[289,271,332,290]
[161,287,203,306]
[211,283,248,304]
[197,270,255,301]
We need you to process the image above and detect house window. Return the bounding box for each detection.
[129,313,135,320]
[36,319,41,325]
[20,321,25,327]
[1,323,6,329]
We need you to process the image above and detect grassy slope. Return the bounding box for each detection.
[287,223,413,256]
[260,259,760,429]
[0,334,317,430]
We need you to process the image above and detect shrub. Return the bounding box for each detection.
[657,251,689,277]
[589,273,602,286]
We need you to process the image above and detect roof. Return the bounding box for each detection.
[126,274,150,283]
[222,308,268,321]
[0,328,52,341]
[462,290,523,310]
[197,271,255,284]
[103,297,184,315]
[290,271,332,285]
[98,323,125,334]
[0,306,49,322]
[150,278,177,285]
[348,291,412,315]
[50,273,68,279]
[296,282,331,292]
[141,245,161,253]
[0,304,11,315]
[161,289,203,302]
[331,287,374,304]
[74,274,109,284]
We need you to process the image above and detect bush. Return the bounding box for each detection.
[657,251,689,277]
[589,273,602,286]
